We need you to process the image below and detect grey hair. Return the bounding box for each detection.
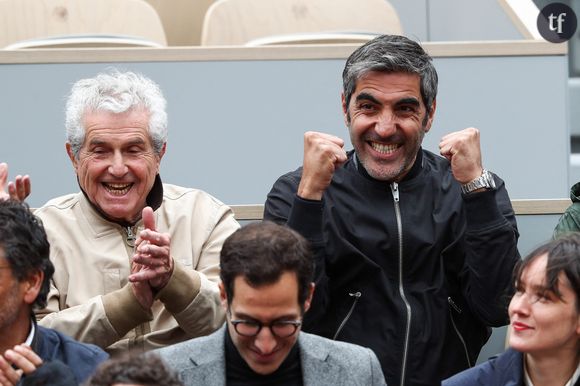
[65,70,168,157]
[342,35,438,119]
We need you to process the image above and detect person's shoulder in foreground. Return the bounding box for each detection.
[445,234,580,386]
[158,326,385,386]
[34,325,108,382]
[86,351,183,386]
[298,330,385,385]
[554,181,580,237]
[0,199,108,385]
[442,348,522,386]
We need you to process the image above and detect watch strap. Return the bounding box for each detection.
[461,169,496,194]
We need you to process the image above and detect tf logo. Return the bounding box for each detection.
[537,2,577,43]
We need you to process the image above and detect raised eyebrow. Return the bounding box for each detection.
[126,138,147,147]
[396,97,421,107]
[88,139,107,147]
[355,92,381,105]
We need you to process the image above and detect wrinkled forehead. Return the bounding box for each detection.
[82,104,150,120]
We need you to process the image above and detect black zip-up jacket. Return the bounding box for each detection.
[264,149,520,386]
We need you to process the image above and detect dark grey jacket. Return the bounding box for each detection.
[156,325,386,386]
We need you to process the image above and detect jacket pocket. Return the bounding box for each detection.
[447,296,472,368]
[333,291,362,340]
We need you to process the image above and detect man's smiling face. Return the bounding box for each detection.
[343,71,435,182]
[67,108,164,223]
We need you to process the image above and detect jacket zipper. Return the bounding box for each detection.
[126,226,136,248]
[332,292,362,340]
[391,182,412,386]
[447,297,472,367]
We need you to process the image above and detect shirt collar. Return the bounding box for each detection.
[24,317,35,346]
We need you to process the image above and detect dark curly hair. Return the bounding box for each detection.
[0,200,53,309]
[86,353,182,386]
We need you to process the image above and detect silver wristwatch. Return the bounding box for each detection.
[461,169,496,194]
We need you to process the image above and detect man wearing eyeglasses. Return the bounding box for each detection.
[156,221,386,385]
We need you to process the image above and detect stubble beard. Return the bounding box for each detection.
[0,281,22,337]
[353,127,426,182]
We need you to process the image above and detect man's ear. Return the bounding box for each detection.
[155,143,167,174]
[341,93,350,126]
[219,281,228,309]
[303,283,315,313]
[22,271,43,306]
[423,98,437,133]
[158,143,167,161]
[65,142,78,170]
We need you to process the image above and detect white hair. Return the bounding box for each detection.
[65,70,168,157]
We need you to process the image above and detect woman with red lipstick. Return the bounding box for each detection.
[444,234,580,386]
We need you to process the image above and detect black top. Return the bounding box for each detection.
[264,148,520,386]
[224,326,303,386]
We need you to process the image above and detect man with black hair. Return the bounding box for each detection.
[0,200,108,385]
[156,221,386,385]
[265,34,520,386]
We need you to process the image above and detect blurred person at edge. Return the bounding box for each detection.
[0,200,107,385]
[444,234,580,386]
[86,352,183,386]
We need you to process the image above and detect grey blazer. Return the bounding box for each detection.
[156,325,387,386]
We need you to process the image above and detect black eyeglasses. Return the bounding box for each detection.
[228,312,302,338]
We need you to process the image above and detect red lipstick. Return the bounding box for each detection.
[512,322,532,331]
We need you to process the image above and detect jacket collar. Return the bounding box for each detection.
[299,333,345,386]
[30,316,41,354]
[181,325,227,385]
[181,326,345,386]
[491,348,525,384]
[352,148,424,184]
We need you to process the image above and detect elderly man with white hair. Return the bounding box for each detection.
[18,69,239,354]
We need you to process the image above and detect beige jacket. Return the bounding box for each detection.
[35,184,239,354]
